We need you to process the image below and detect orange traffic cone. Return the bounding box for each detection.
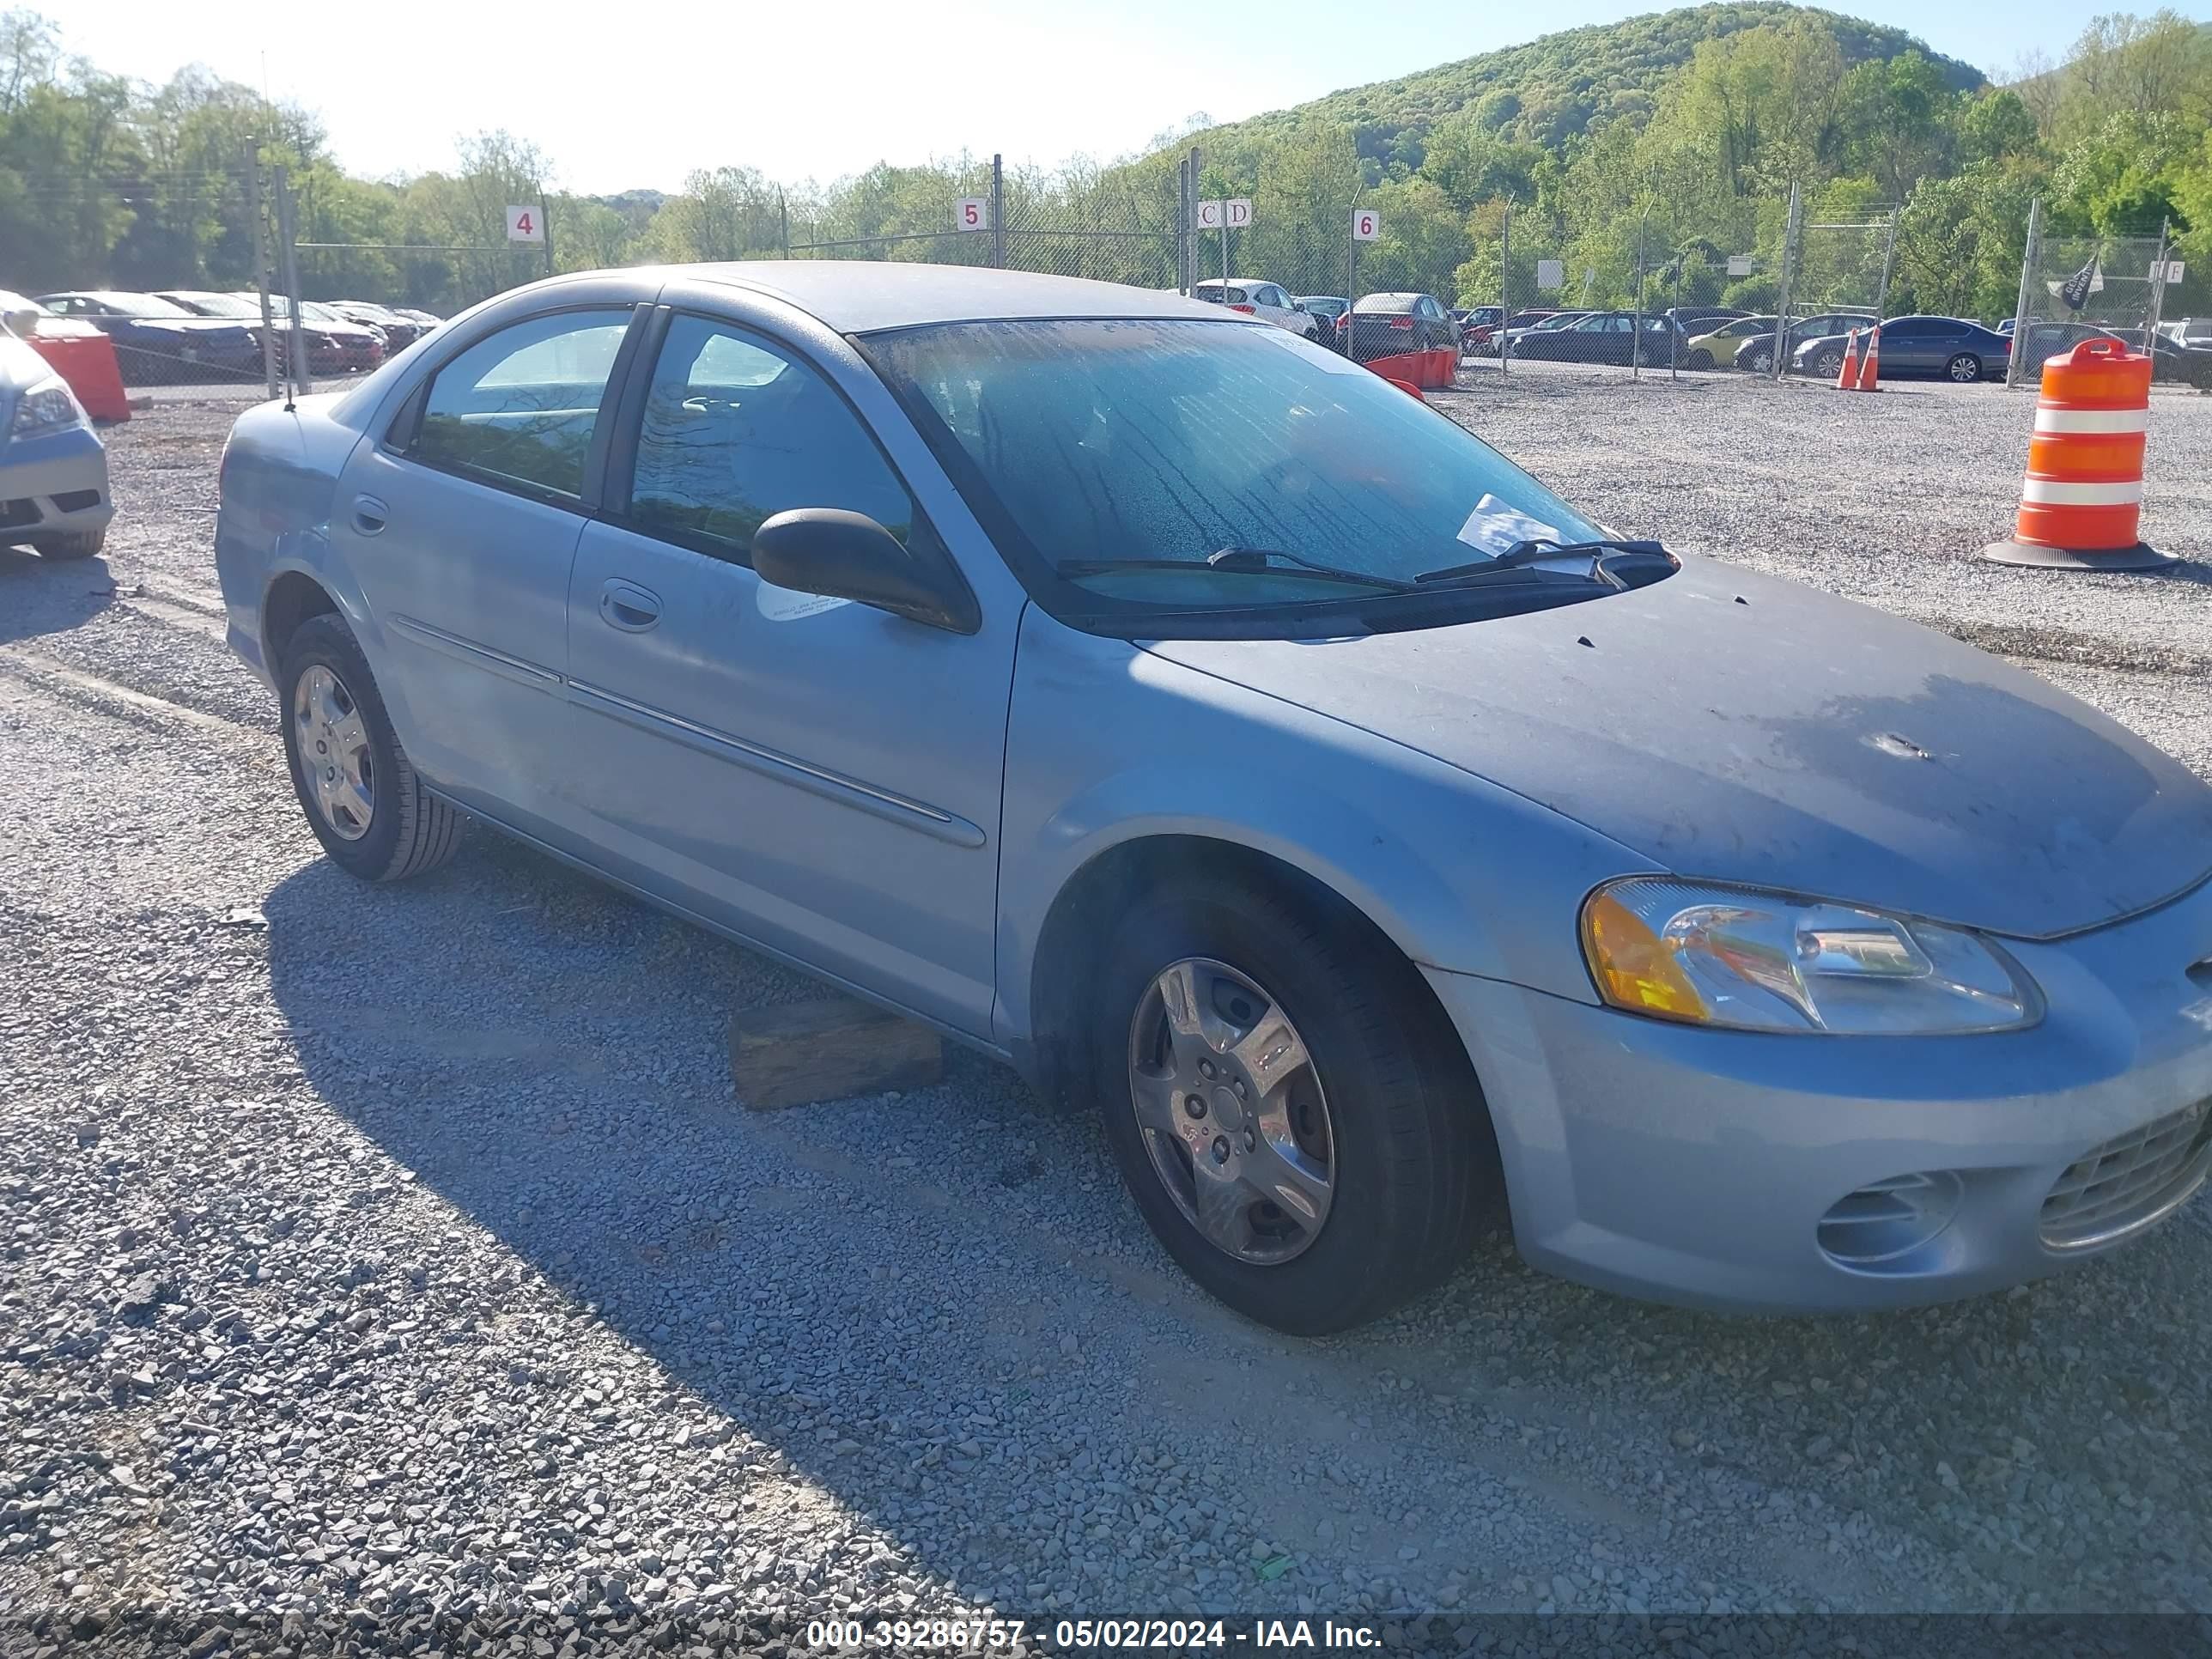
[1854,325,1881,392]
[1984,337,2175,570]
[1836,330,1862,390]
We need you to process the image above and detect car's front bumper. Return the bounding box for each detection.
[1426,875,2212,1312]
[0,422,113,546]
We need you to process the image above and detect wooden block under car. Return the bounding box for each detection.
[727,996,943,1111]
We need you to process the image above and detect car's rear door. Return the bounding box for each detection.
[331,304,643,837]
[561,308,1018,1036]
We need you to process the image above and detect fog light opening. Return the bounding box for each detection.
[1818,1170,1965,1270]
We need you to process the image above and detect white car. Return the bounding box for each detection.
[0,295,112,560]
[1189,278,1321,340]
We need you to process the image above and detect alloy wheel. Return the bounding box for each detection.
[1948,354,1982,383]
[293,664,375,841]
[1126,957,1336,1265]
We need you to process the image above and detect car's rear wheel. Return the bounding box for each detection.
[1085,866,1494,1334]
[1947,352,1984,383]
[276,613,462,882]
[33,529,105,561]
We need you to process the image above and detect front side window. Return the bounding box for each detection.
[865,318,1628,639]
[624,314,922,562]
[409,308,632,500]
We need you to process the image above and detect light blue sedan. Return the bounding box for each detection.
[214,264,2212,1333]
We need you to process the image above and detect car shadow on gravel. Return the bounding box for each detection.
[0,544,115,646]
[255,831,2212,1614]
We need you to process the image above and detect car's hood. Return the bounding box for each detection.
[1145,558,2212,940]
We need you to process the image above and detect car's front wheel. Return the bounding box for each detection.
[1086,866,1494,1334]
[1812,348,1845,380]
[1687,350,1714,370]
[33,529,106,561]
[1947,352,1984,383]
[1743,349,1772,373]
[276,612,462,882]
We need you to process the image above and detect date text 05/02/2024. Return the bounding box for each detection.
[802,1617,1383,1650]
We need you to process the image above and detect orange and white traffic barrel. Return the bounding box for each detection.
[1984,337,2175,570]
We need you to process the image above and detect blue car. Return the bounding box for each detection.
[34,290,261,384]
[212,264,2212,1332]
[1792,314,2013,383]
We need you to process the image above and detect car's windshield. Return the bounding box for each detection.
[167,292,258,318]
[100,294,196,319]
[865,318,1608,629]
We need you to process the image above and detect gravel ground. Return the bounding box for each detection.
[2,380,2209,1653]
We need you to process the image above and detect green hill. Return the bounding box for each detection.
[1215,3,1987,159]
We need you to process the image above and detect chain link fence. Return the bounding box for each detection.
[2007,212,2177,388]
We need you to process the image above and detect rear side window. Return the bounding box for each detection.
[409,308,632,500]
[623,313,926,564]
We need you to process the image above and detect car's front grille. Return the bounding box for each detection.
[2039,1098,2212,1249]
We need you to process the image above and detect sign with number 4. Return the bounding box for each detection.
[506,205,544,244]
[957,197,990,232]
[1352,209,1380,242]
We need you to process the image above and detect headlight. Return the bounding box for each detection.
[1580,878,2039,1035]
[9,377,87,440]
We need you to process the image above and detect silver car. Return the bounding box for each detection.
[213,264,2212,1334]
[1,301,112,561]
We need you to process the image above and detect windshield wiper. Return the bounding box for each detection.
[1052,549,1415,592]
[1413,538,1669,586]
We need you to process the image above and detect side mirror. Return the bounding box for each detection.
[752,508,979,635]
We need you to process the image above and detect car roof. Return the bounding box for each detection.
[651,262,1226,333]
[1351,292,1428,312]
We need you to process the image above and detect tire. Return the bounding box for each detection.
[35,529,106,561]
[1084,865,1494,1334]
[1688,350,1713,370]
[1743,349,1772,374]
[276,612,462,882]
[1947,353,1984,383]
[1812,349,1844,380]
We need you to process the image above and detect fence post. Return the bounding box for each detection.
[2007,197,2043,389]
[1768,180,1801,382]
[2145,217,2172,348]
[273,165,309,404]
[246,144,280,401]
[540,196,556,280]
[989,154,1005,270]
[1498,199,1510,380]
[1874,207,1899,323]
[779,191,790,259]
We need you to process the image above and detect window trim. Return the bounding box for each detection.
[595,305,969,614]
[380,301,650,514]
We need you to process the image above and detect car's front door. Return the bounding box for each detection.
[333,304,640,836]
[561,311,1018,1035]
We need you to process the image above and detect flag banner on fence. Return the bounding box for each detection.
[2051,254,2103,313]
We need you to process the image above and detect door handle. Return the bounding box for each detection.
[599,579,662,632]
[352,494,388,535]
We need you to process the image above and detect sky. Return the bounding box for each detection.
[40,0,2212,195]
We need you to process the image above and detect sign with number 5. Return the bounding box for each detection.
[1352,209,1380,242]
[957,197,990,232]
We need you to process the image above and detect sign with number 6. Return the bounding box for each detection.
[506,204,544,244]
[1352,209,1379,242]
[957,197,990,232]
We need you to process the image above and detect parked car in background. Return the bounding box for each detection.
[1680,314,1775,368]
[1295,295,1349,350]
[1732,313,1875,374]
[247,297,388,373]
[1,310,112,560]
[392,307,444,330]
[1344,292,1461,380]
[34,290,260,383]
[157,289,331,377]
[1189,279,1321,341]
[1501,308,1562,331]
[1492,311,1589,355]
[1453,305,1503,349]
[2017,322,2212,390]
[1791,315,2011,383]
[328,301,428,352]
[1507,310,1690,367]
[1664,306,1747,337]
[214,263,2212,1332]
